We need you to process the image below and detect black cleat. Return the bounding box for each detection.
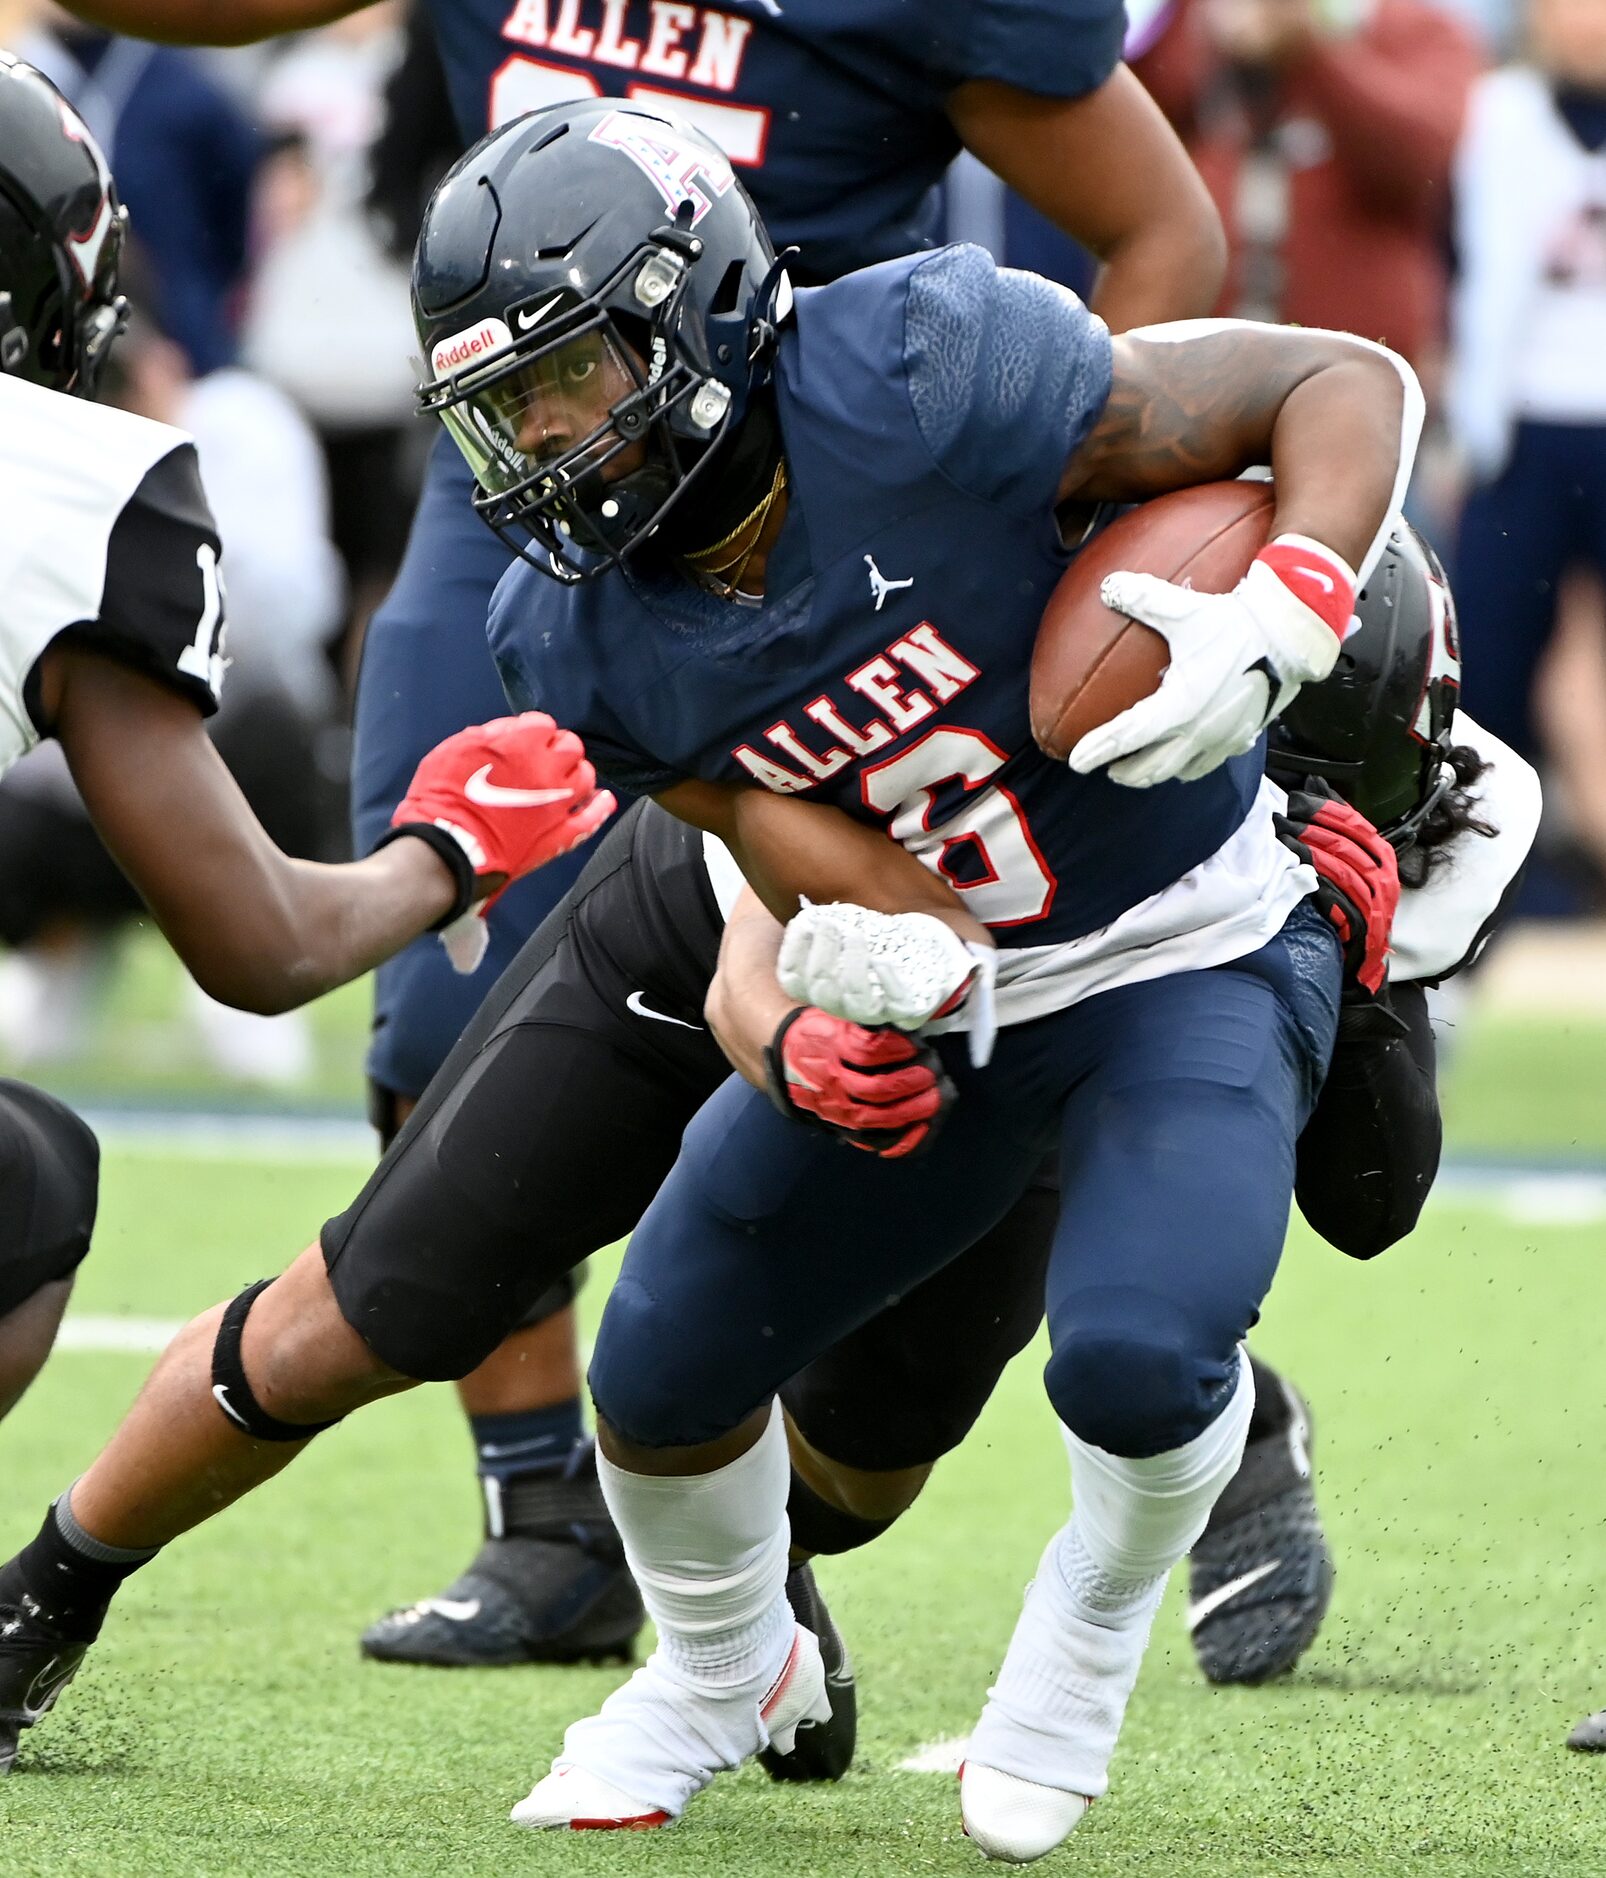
[360,1439,644,1668]
[759,1562,856,1782]
[0,1592,90,1773]
[1568,1710,1606,1751]
[1188,1375,1334,1686]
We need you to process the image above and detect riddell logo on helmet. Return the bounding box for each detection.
[432,316,513,378]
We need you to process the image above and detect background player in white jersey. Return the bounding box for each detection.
[0,56,614,1439]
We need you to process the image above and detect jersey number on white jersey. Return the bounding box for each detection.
[176,542,227,699]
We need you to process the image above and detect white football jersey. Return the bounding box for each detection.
[0,373,225,776]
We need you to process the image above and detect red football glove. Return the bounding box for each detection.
[1274,783,1400,996]
[763,1006,956,1159]
[387,712,616,971]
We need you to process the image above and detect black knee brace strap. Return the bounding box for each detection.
[512,1267,587,1330]
[210,1279,342,1443]
[785,1467,898,1558]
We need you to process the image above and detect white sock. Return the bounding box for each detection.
[969,1351,1255,1795]
[597,1401,793,1691]
[1064,1345,1255,1584]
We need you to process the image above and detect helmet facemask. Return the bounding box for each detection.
[422,228,737,582]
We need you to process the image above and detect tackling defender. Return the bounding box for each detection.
[0,60,613,1439]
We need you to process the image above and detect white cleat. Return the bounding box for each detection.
[960,1761,1093,1863]
[510,1765,669,1832]
[511,1622,830,1832]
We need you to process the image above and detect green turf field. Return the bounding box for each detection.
[2,1051,1604,1877]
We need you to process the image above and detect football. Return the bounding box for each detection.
[1029,480,1277,762]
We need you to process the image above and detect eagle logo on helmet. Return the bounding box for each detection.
[588,110,735,226]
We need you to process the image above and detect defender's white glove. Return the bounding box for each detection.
[1068,535,1356,789]
[777,902,998,1066]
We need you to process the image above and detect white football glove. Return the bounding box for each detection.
[777,902,997,1066]
[1067,545,1351,789]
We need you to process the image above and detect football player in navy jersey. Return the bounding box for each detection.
[54,0,1249,1671]
[6,89,1421,1843]
[391,101,1421,1851]
[0,61,614,1450]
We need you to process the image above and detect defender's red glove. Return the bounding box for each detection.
[763,1006,955,1159]
[1275,784,1399,996]
[384,712,616,971]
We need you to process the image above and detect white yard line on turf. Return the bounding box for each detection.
[55,1314,597,1361]
[56,1315,182,1354]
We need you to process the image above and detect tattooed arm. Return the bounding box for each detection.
[1058,321,1419,583]
[1052,321,1422,786]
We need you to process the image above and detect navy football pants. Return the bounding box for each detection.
[590,905,1340,1461]
[352,436,622,1099]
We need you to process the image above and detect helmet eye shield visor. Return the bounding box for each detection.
[446,325,640,492]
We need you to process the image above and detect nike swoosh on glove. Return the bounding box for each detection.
[776,902,997,1065]
[1273,782,1399,996]
[1069,534,1356,789]
[764,1006,956,1159]
[389,711,616,973]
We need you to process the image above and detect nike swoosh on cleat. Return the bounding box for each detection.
[626,990,702,1030]
[464,765,576,809]
[1187,1559,1281,1631]
[417,1598,482,1622]
[22,1654,74,1714]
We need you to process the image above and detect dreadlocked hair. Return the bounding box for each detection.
[1396,742,1497,889]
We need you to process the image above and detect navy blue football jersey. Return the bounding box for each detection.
[428,0,1124,282]
[488,245,1263,951]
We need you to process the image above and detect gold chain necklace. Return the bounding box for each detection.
[682,456,787,597]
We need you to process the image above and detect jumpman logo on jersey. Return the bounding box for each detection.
[865,555,914,612]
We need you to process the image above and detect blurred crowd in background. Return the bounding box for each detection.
[0,0,1601,1083]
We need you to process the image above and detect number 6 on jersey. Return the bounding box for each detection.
[861,727,1054,927]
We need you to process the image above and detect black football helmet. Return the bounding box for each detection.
[1269,522,1462,848]
[414,98,785,582]
[0,54,127,395]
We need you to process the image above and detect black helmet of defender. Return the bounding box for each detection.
[1269,521,1462,848]
[0,54,127,395]
[414,99,783,582]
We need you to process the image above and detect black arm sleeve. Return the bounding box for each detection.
[1294,980,1441,1260]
